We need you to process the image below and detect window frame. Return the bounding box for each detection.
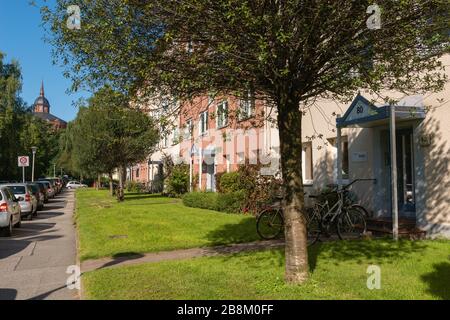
[239,91,255,121]
[199,111,209,136]
[216,100,229,129]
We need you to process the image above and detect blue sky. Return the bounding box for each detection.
[0,0,89,122]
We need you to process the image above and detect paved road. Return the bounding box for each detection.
[0,190,79,300]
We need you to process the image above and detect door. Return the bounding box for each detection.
[396,129,415,217]
[206,164,216,191]
[380,127,416,218]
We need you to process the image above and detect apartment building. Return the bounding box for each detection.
[134,55,450,238]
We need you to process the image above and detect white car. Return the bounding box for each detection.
[66,181,88,189]
[0,186,21,237]
[1,184,37,220]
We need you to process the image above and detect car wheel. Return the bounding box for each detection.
[15,216,21,228]
[2,219,13,237]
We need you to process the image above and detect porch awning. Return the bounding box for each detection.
[336,94,426,128]
[335,93,426,241]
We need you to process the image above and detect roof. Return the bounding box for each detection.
[337,94,426,128]
[34,96,51,108]
[33,112,67,124]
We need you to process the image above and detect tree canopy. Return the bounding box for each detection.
[61,86,159,199]
[43,0,450,283]
[0,52,60,181]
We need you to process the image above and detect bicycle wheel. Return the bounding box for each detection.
[306,209,321,246]
[256,208,284,240]
[337,207,367,240]
[351,204,371,219]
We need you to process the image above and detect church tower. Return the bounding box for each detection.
[33,81,50,114]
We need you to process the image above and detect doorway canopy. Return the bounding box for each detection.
[335,94,426,239]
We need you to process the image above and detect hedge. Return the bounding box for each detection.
[182,192,218,211]
[182,191,246,214]
[216,190,246,213]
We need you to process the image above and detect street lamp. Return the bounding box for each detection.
[31,146,37,182]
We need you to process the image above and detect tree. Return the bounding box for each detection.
[67,86,159,200]
[44,1,449,283]
[1,52,59,181]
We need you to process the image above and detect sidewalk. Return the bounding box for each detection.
[0,190,79,300]
[81,239,285,273]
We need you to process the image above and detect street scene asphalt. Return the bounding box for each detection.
[0,190,79,300]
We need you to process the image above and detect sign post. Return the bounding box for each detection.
[18,156,30,183]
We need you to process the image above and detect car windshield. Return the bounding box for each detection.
[7,186,26,195]
[29,185,38,193]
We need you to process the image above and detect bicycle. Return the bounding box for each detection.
[256,198,321,246]
[256,179,375,243]
[311,179,375,242]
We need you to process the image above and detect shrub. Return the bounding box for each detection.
[182,192,218,211]
[165,164,189,197]
[217,172,242,193]
[126,181,145,193]
[216,190,246,213]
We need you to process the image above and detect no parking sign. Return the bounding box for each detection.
[18,156,30,167]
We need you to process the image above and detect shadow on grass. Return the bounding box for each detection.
[308,239,429,271]
[205,217,259,246]
[421,261,450,300]
[123,194,175,202]
[99,252,146,270]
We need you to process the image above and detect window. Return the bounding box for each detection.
[136,168,140,178]
[172,127,179,145]
[216,101,229,128]
[239,91,255,120]
[237,152,245,164]
[329,136,349,181]
[185,119,193,139]
[162,134,169,148]
[342,138,349,180]
[225,155,231,173]
[302,142,313,184]
[199,111,209,135]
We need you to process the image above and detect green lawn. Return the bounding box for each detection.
[83,239,450,300]
[75,189,258,261]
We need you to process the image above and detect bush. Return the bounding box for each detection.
[217,172,242,193]
[182,192,218,211]
[126,181,145,193]
[165,164,189,197]
[216,190,246,213]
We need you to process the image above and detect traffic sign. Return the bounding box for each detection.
[18,156,30,167]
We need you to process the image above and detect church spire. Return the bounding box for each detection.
[40,81,45,97]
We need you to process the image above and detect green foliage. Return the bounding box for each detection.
[165,164,189,197]
[126,181,145,193]
[216,190,246,214]
[182,190,246,214]
[0,53,59,181]
[217,172,242,194]
[182,192,218,211]
[59,86,159,179]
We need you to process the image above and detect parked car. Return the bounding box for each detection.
[38,180,55,198]
[1,184,37,220]
[0,186,21,237]
[44,178,61,194]
[35,181,50,203]
[41,178,58,195]
[27,182,44,212]
[66,181,88,189]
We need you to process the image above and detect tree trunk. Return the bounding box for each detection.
[109,172,114,197]
[277,93,309,284]
[117,166,126,202]
[96,174,101,191]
